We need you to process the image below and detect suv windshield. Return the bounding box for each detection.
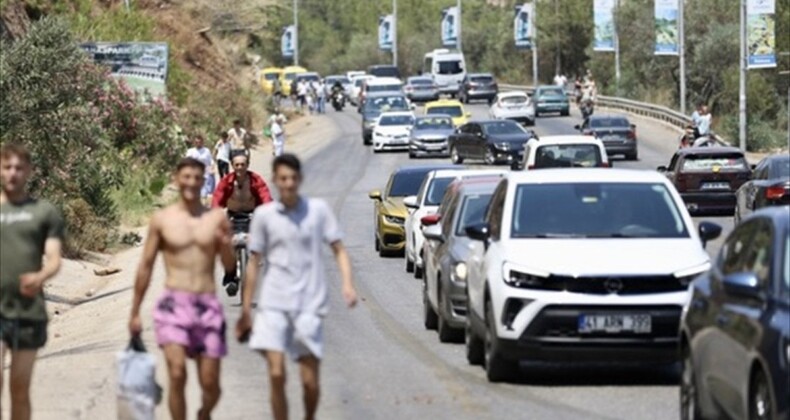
[369,84,401,93]
[681,154,748,172]
[365,96,409,113]
[425,177,454,206]
[427,106,462,117]
[534,144,603,168]
[501,95,527,105]
[511,183,689,238]
[539,88,564,96]
[389,171,430,197]
[327,77,350,85]
[471,76,494,83]
[264,73,279,80]
[590,118,630,128]
[770,158,790,178]
[410,79,433,85]
[483,121,525,135]
[456,194,493,236]
[437,61,463,75]
[379,115,413,126]
[415,117,453,130]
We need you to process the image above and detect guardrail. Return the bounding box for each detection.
[499,83,730,147]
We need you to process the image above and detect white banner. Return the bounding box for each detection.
[593,0,616,52]
[441,6,459,48]
[379,14,394,51]
[514,3,534,50]
[747,0,776,68]
[281,25,295,59]
[654,0,679,55]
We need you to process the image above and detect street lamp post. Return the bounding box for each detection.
[457,0,462,52]
[393,0,398,67]
[679,0,686,114]
[738,0,747,150]
[532,1,539,86]
[293,0,299,66]
[614,0,621,95]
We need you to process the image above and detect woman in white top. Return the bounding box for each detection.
[214,132,232,178]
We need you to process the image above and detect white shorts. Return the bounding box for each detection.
[249,310,324,360]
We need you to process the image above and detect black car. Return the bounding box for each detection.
[448,120,535,165]
[575,115,638,160]
[367,64,400,79]
[360,92,411,145]
[735,154,790,223]
[458,73,498,104]
[680,206,789,420]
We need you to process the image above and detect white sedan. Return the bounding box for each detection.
[372,112,415,153]
[489,91,535,126]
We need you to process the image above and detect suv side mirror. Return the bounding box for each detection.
[721,272,763,301]
[403,195,419,209]
[698,221,722,248]
[465,222,490,242]
[423,224,444,242]
[574,124,581,130]
[656,165,668,172]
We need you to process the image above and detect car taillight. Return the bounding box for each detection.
[466,83,472,89]
[528,165,535,169]
[766,185,787,200]
[628,129,636,140]
[676,173,687,191]
[601,162,610,168]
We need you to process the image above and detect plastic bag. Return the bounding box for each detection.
[116,336,162,420]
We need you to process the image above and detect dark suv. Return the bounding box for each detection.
[458,73,498,104]
[658,147,752,215]
[367,64,400,79]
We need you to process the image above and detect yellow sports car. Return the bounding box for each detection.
[424,99,471,127]
[369,164,455,256]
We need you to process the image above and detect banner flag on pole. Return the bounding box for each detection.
[593,0,616,52]
[654,0,679,55]
[514,3,534,50]
[441,6,459,48]
[281,25,295,58]
[746,0,776,69]
[379,14,394,51]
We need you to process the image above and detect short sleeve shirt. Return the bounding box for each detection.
[247,197,342,315]
[227,128,248,150]
[0,198,64,321]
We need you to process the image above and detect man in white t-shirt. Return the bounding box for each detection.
[296,81,309,112]
[227,120,249,158]
[214,132,232,178]
[186,135,215,201]
[270,116,286,157]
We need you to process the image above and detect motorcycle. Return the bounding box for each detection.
[228,212,251,302]
[332,91,345,111]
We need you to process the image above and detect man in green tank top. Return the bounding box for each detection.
[0,143,64,420]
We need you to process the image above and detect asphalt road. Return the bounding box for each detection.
[211,101,736,420]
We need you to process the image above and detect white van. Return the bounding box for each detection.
[423,49,466,98]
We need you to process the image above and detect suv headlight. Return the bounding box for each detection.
[374,131,385,137]
[452,262,468,282]
[364,120,375,128]
[496,142,510,150]
[383,215,404,225]
[506,269,548,288]
[673,262,711,287]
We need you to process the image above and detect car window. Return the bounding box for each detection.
[264,73,279,80]
[415,117,453,130]
[427,106,462,117]
[534,144,603,168]
[437,61,463,75]
[425,177,455,206]
[668,153,680,171]
[455,194,494,236]
[365,96,409,112]
[511,183,689,238]
[410,79,433,85]
[440,190,460,238]
[500,95,528,105]
[471,76,494,83]
[368,84,402,92]
[482,121,526,135]
[681,154,749,172]
[718,220,760,275]
[737,219,774,285]
[782,231,789,295]
[379,115,413,126]
[589,118,630,128]
[769,158,790,178]
[539,87,564,96]
[388,171,430,197]
[487,182,507,241]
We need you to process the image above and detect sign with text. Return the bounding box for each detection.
[80,42,168,99]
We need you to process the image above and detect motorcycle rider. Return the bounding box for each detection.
[331,80,345,109]
[211,152,273,295]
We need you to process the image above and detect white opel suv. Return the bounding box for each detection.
[464,169,722,382]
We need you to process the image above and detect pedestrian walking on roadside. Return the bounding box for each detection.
[186,135,216,205]
[0,143,64,420]
[691,103,704,138]
[129,157,237,420]
[315,80,326,114]
[696,105,712,138]
[236,154,358,420]
[228,119,250,159]
[270,115,286,157]
[214,132,232,179]
[272,77,283,108]
[296,80,308,113]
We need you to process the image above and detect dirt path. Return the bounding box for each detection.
[0,113,340,420]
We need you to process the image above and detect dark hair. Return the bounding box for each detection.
[0,143,32,164]
[233,119,241,125]
[176,157,206,173]
[231,151,248,162]
[272,153,301,175]
[221,132,229,139]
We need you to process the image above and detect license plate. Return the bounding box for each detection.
[426,145,445,150]
[603,135,622,141]
[701,182,729,190]
[578,314,652,334]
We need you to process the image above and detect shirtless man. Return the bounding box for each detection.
[129,157,236,420]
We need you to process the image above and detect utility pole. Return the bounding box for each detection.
[293,0,299,66]
[678,0,686,114]
[614,0,621,95]
[124,0,130,12]
[457,0,462,52]
[554,0,560,76]
[393,0,398,67]
[532,0,539,86]
[738,0,746,150]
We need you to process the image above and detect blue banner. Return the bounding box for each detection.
[654,0,679,55]
[281,25,295,59]
[441,6,459,48]
[747,0,776,69]
[379,15,394,51]
[514,3,534,50]
[593,0,615,52]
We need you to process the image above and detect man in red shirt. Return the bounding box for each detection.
[212,153,273,296]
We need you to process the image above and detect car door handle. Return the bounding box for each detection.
[716,314,731,326]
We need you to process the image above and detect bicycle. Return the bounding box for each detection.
[227,211,252,303]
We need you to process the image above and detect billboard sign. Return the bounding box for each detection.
[80,42,168,99]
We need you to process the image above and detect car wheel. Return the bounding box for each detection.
[527,119,535,126]
[626,152,638,161]
[680,347,702,420]
[465,316,485,365]
[408,151,415,159]
[484,148,496,165]
[749,370,774,420]
[364,137,371,146]
[374,235,380,251]
[484,303,517,382]
[423,280,438,330]
[534,110,540,118]
[451,147,464,164]
[414,260,424,279]
[406,256,414,273]
[437,283,463,343]
[561,109,570,116]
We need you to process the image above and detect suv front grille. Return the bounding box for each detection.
[534,275,687,295]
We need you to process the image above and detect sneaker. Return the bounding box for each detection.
[225,281,239,297]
